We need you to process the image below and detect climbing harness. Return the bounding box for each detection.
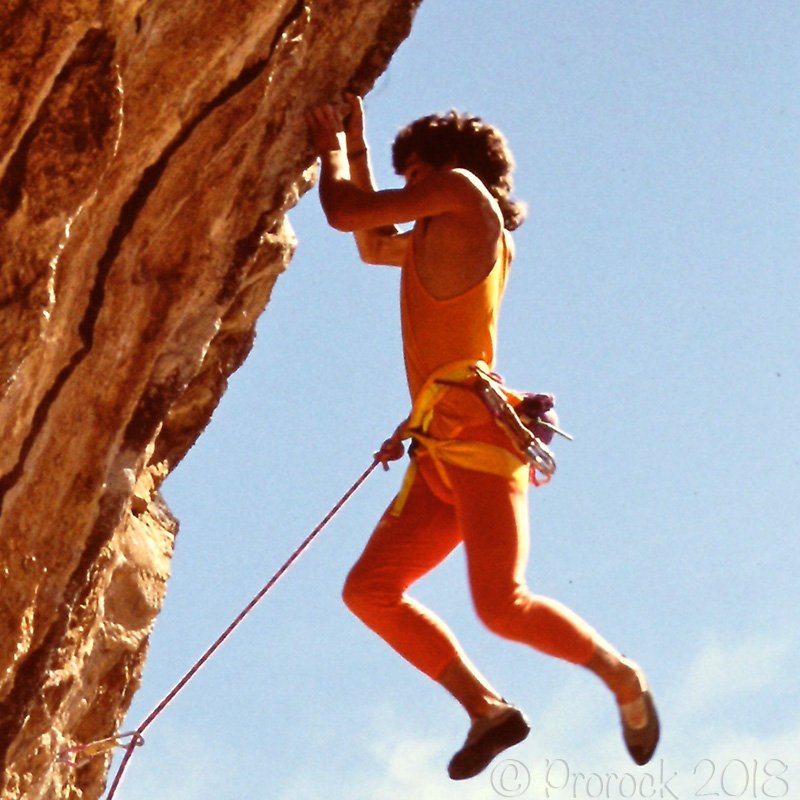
[57,457,384,799]
[454,362,573,480]
[390,360,572,515]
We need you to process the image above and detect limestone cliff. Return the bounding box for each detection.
[0,2,420,797]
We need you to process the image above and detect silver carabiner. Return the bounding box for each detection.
[526,437,557,477]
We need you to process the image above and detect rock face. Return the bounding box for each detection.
[0,2,420,797]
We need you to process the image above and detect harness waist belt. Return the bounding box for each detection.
[390,360,558,516]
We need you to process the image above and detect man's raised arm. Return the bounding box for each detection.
[307,96,408,266]
[339,95,408,266]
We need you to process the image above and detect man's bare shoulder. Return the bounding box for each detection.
[420,167,492,205]
[414,171,505,297]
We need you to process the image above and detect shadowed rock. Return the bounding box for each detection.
[0,1,421,797]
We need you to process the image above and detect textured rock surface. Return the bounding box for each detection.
[0,1,420,797]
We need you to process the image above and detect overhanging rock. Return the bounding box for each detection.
[0,1,421,797]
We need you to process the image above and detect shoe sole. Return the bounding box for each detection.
[448,708,530,781]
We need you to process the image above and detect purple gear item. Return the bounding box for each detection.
[517,393,558,445]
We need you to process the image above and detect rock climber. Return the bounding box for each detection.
[306,94,660,780]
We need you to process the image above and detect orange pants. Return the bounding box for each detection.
[343,400,599,681]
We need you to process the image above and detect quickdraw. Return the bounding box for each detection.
[57,731,144,768]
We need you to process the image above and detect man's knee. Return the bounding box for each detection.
[472,586,526,638]
[342,564,398,620]
[341,566,368,617]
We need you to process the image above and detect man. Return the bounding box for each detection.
[307,95,659,780]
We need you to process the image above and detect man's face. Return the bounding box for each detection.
[402,152,436,187]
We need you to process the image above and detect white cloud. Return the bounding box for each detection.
[676,632,795,717]
[323,631,800,800]
[118,629,799,800]
[343,716,800,800]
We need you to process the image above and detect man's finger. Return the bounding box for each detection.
[326,105,344,127]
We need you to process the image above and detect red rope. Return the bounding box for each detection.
[104,458,381,799]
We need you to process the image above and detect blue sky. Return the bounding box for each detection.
[113,3,798,798]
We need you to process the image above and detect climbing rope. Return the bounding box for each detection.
[57,456,383,799]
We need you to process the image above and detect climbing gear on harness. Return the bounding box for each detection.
[57,731,144,768]
[60,458,383,799]
[449,363,572,480]
[390,360,572,515]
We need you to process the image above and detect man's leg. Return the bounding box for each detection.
[447,463,598,661]
[344,461,539,779]
[438,656,508,719]
[445,461,658,763]
[343,464,487,684]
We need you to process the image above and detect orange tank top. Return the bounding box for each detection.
[400,227,512,400]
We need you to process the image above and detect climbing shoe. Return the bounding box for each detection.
[447,705,530,781]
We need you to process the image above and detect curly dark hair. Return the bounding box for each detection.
[392,111,526,231]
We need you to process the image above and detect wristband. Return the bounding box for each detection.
[347,146,368,159]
